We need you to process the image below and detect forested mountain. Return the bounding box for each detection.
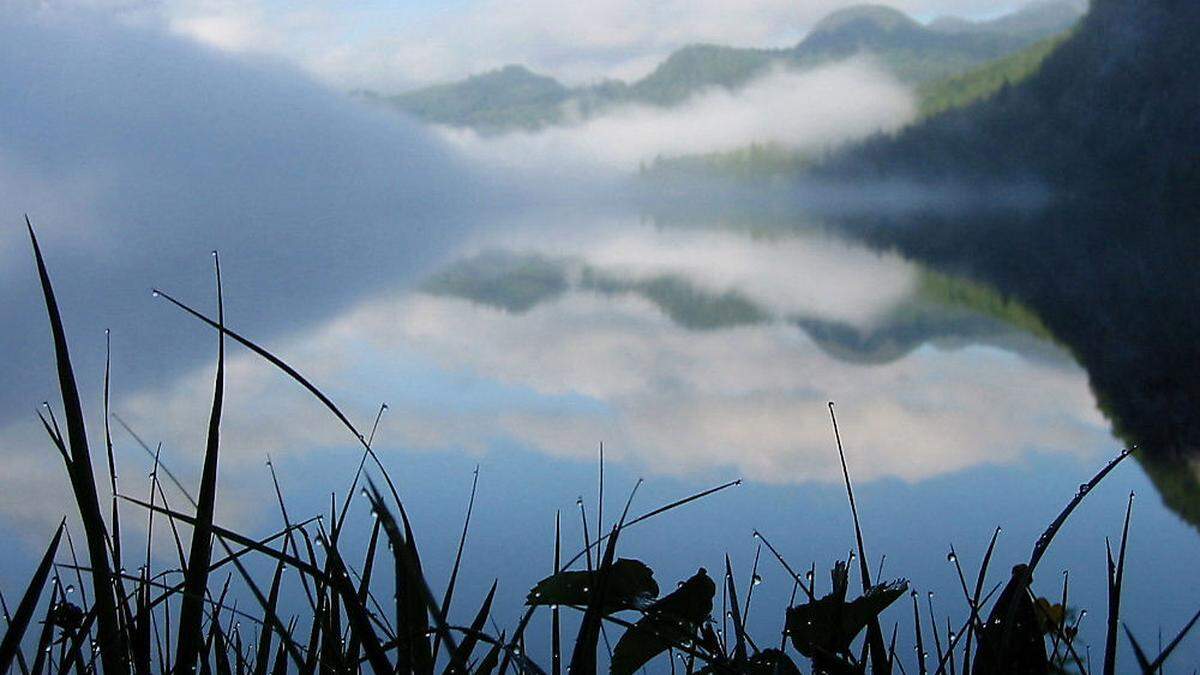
[639,29,1073,184]
[362,65,571,131]
[366,1,1083,134]
[827,0,1200,213]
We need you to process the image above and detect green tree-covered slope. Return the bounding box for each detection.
[371,1,1083,133]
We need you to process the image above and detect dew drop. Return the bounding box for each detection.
[752,574,763,586]
[947,552,957,563]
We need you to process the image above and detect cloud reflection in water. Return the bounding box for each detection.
[105,219,1111,492]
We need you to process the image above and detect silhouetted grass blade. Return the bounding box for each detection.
[474,630,505,675]
[432,467,480,665]
[551,511,562,675]
[443,580,496,674]
[1102,492,1134,675]
[252,560,286,675]
[912,590,926,675]
[364,482,457,674]
[344,518,386,668]
[176,251,227,673]
[1028,447,1134,572]
[0,591,31,675]
[723,556,747,665]
[26,219,126,675]
[317,534,394,675]
[962,527,1001,675]
[972,564,1048,675]
[569,525,621,675]
[0,520,64,674]
[828,402,889,674]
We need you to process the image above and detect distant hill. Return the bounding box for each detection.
[368,1,1084,134]
[359,65,571,132]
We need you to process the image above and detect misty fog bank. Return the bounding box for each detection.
[429,59,916,175]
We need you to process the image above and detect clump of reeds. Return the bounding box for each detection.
[2,218,1198,675]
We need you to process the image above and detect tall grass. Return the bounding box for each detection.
[3,221,1198,674]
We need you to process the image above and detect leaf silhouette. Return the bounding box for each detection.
[610,567,715,675]
[786,563,907,662]
[527,558,658,614]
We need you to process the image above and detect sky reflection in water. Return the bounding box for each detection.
[112,214,1110,485]
[4,211,1198,665]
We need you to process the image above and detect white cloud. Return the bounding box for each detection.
[59,0,1026,90]
[437,60,916,172]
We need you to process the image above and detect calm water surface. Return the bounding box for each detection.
[3,207,1198,669]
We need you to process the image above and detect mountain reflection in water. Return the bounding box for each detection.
[110,215,1109,486]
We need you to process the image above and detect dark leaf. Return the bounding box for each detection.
[610,567,715,675]
[527,559,658,614]
[786,569,907,660]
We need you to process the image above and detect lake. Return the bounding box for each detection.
[3,204,1198,671]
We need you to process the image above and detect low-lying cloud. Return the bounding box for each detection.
[437,60,917,174]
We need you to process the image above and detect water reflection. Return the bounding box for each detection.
[103,215,1109,488]
[7,208,1198,667]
